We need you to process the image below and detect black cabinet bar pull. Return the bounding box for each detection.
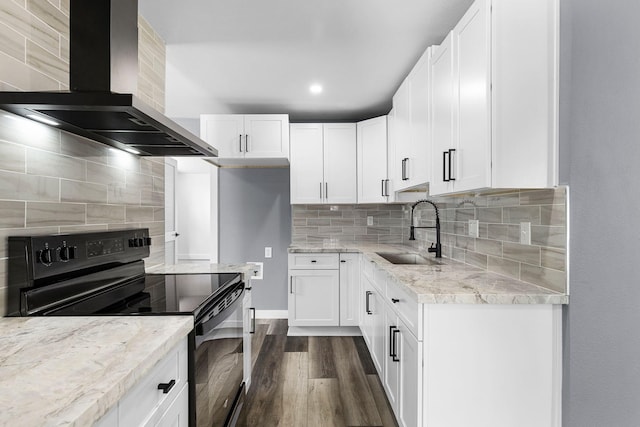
[311,260,317,263]
[385,179,390,197]
[391,298,400,304]
[245,134,249,152]
[325,182,328,199]
[239,134,243,152]
[392,329,400,362]
[250,307,256,334]
[340,259,346,263]
[381,179,385,197]
[443,151,448,182]
[365,291,373,315]
[449,148,456,181]
[158,379,176,394]
[389,325,396,357]
[290,277,294,294]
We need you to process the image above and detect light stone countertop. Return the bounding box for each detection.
[289,243,568,304]
[145,261,259,276]
[0,316,193,427]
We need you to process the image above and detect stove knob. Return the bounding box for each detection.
[144,237,152,246]
[128,238,136,248]
[38,248,53,265]
[136,238,144,247]
[59,245,77,261]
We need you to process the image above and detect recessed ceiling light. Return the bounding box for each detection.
[26,114,59,126]
[309,84,323,95]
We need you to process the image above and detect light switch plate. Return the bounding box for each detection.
[520,222,531,245]
[264,247,272,258]
[367,216,373,226]
[468,220,479,238]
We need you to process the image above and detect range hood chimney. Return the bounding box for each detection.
[0,0,217,157]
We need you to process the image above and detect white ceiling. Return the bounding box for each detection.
[139,0,473,122]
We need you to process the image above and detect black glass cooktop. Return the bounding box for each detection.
[102,273,242,320]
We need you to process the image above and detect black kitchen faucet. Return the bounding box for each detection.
[409,199,442,258]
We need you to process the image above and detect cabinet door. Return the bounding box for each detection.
[386,110,397,201]
[361,275,375,350]
[288,270,339,326]
[339,253,360,326]
[243,115,289,158]
[383,306,400,414]
[361,275,383,375]
[398,322,422,427]
[357,116,388,203]
[429,32,455,195]
[290,124,324,204]
[408,47,431,187]
[392,79,411,191]
[323,123,357,204]
[452,0,491,192]
[200,114,245,158]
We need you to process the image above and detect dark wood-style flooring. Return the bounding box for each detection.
[237,319,398,427]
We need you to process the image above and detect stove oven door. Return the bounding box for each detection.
[194,293,245,427]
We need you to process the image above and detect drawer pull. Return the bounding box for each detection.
[157,379,176,394]
[311,260,317,263]
[391,298,400,304]
[365,291,373,315]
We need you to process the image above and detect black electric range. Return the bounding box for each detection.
[6,228,247,427]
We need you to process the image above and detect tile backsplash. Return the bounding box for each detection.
[292,204,405,245]
[0,4,168,316]
[291,187,568,293]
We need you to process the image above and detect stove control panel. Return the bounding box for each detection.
[10,228,151,278]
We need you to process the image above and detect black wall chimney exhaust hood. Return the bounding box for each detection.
[0,0,217,157]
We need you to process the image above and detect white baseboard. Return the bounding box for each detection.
[255,310,288,319]
[287,326,362,337]
[177,254,211,261]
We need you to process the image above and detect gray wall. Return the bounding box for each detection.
[219,168,291,310]
[561,0,640,425]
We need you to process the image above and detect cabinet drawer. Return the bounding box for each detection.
[373,267,388,293]
[386,279,422,340]
[119,338,188,427]
[289,253,339,269]
[362,257,376,281]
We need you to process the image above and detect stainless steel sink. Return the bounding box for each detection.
[375,252,441,265]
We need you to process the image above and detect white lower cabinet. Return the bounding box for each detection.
[358,258,561,427]
[288,269,340,326]
[95,337,189,427]
[339,253,360,326]
[288,253,360,328]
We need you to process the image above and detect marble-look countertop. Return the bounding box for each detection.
[0,316,193,427]
[289,244,568,305]
[145,261,259,276]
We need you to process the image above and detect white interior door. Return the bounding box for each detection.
[165,157,178,265]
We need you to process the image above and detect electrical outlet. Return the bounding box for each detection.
[264,247,272,258]
[468,220,479,238]
[520,222,531,245]
[367,216,374,226]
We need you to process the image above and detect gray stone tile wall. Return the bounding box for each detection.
[292,187,568,293]
[0,5,167,315]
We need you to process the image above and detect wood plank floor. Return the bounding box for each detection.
[237,319,398,427]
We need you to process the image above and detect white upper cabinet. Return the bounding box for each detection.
[408,48,431,187]
[429,32,455,195]
[390,47,432,193]
[290,124,324,204]
[290,123,357,204]
[357,116,389,203]
[200,114,289,166]
[323,123,357,204]
[430,0,558,195]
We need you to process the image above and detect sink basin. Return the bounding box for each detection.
[375,252,440,265]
